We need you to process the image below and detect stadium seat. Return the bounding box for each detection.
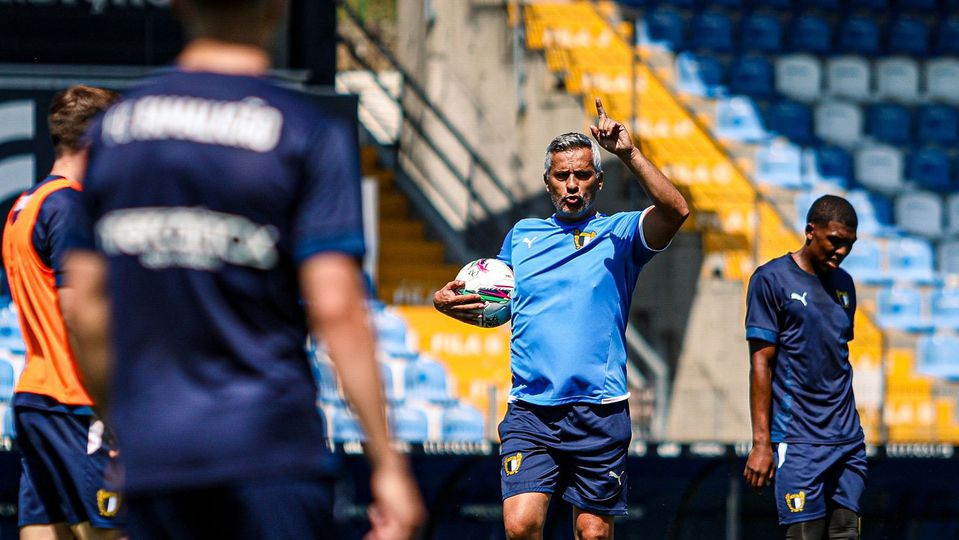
[815,101,863,147]
[939,239,959,275]
[729,56,773,98]
[846,189,896,236]
[0,403,13,439]
[916,334,959,379]
[689,11,733,53]
[826,56,871,100]
[330,405,365,442]
[404,356,450,403]
[908,148,952,192]
[311,358,340,403]
[441,402,485,442]
[895,191,943,238]
[776,55,822,102]
[946,194,959,236]
[373,304,417,358]
[0,358,13,402]
[767,100,813,145]
[876,286,933,333]
[866,103,911,146]
[642,9,685,51]
[889,237,938,285]
[755,140,804,189]
[876,57,920,103]
[930,287,959,330]
[925,59,959,105]
[389,404,429,442]
[715,96,768,143]
[937,18,959,56]
[380,361,399,402]
[840,237,892,285]
[675,52,726,98]
[855,145,904,193]
[917,105,959,146]
[838,17,880,56]
[789,15,831,55]
[740,13,781,53]
[887,17,929,56]
[802,145,852,188]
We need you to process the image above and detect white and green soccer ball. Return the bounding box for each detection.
[455,258,514,328]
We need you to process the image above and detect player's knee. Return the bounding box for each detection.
[828,507,860,540]
[504,514,544,540]
[784,518,826,540]
[575,519,612,540]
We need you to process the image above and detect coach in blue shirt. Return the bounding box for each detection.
[434,99,688,540]
[745,195,866,540]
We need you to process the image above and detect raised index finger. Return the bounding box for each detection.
[595,97,607,119]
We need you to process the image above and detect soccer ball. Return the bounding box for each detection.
[454,258,514,328]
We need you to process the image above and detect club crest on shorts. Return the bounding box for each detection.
[504,452,523,476]
[836,290,850,308]
[96,489,121,517]
[572,229,596,250]
[785,491,806,513]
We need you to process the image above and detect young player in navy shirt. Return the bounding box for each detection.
[745,195,866,540]
[434,99,689,540]
[62,1,424,538]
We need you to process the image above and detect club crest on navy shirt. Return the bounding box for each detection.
[836,289,851,309]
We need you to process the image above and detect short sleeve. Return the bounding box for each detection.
[745,269,780,344]
[292,120,365,264]
[614,208,660,266]
[34,188,83,287]
[496,227,515,267]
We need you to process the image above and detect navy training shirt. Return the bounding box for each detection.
[76,70,364,493]
[745,254,864,444]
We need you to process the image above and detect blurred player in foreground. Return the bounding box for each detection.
[61,0,424,538]
[744,195,866,540]
[434,98,689,540]
[3,85,123,540]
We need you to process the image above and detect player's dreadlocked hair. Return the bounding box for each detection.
[48,85,120,157]
[806,195,858,230]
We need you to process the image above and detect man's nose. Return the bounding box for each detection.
[565,178,579,191]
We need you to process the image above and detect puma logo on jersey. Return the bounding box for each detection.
[522,236,538,248]
[790,292,808,306]
[608,470,624,486]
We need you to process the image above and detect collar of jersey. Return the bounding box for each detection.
[549,212,605,228]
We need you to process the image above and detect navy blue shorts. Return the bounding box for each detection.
[774,439,867,525]
[15,407,124,529]
[126,475,335,540]
[498,400,631,516]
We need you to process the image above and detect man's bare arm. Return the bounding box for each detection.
[61,251,113,412]
[744,340,776,491]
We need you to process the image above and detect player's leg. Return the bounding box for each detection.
[783,518,826,540]
[15,409,71,539]
[503,492,551,540]
[774,443,830,532]
[19,524,73,540]
[825,506,859,540]
[825,441,866,540]
[572,507,614,540]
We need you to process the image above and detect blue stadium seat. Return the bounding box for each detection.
[404,356,450,403]
[926,59,959,105]
[816,101,863,147]
[916,334,959,379]
[380,361,398,401]
[740,13,781,53]
[838,17,880,55]
[895,191,943,238]
[855,145,904,193]
[729,56,773,98]
[840,237,892,285]
[876,58,920,103]
[877,286,933,333]
[715,96,768,143]
[803,145,852,188]
[947,194,959,237]
[689,11,733,53]
[930,287,959,330]
[939,239,959,275]
[846,189,897,236]
[938,18,959,56]
[389,404,429,442]
[330,405,365,442]
[867,103,911,146]
[917,105,959,146]
[826,56,870,100]
[889,237,938,285]
[441,402,485,442]
[312,358,340,402]
[0,358,13,402]
[776,55,822,102]
[1,404,13,439]
[887,17,929,56]
[373,304,417,358]
[643,9,685,51]
[767,100,813,145]
[790,15,831,55]
[908,148,952,192]
[755,141,804,189]
[675,52,726,98]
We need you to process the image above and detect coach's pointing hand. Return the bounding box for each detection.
[589,97,634,158]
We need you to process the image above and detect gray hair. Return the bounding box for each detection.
[543,133,603,176]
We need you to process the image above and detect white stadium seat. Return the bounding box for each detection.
[815,101,863,147]
[855,145,904,193]
[876,57,920,103]
[826,56,871,100]
[776,54,822,102]
[926,58,959,105]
